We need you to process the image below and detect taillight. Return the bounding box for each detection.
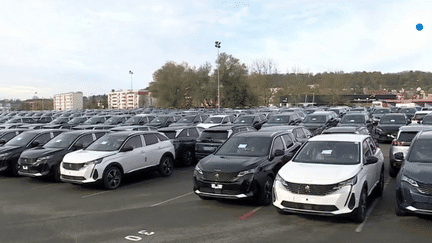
[392,141,405,146]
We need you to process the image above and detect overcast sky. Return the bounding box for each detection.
[0,0,431,100]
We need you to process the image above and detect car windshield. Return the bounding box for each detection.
[5,133,38,147]
[84,117,101,124]
[408,139,432,163]
[268,116,291,123]
[373,109,390,114]
[203,117,223,124]
[68,117,84,124]
[215,137,272,157]
[150,117,168,124]
[293,141,360,164]
[44,133,81,148]
[414,114,429,120]
[177,116,194,123]
[380,116,405,124]
[399,108,416,113]
[105,117,121,124]
[422,116,432,125]
[86,134,128,151]
[341,115,365,124]
[125,117,141,124]
[233,116,254,124]
[303,115,326,123]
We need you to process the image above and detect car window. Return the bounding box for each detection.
[189,128,199,137]
[33,133,52,145]
[282,134,293,148]
[295,128,305,138]
[271,136,285,154]
[123,135,143,149]
[75,134,94,148]
[366,137,377,154]
[155,133,169,141]
[408,139,432,162]
[178,129,188,138]
[1,132,17,142]
[363,140,372,159]
[144,134,159,146]
[95,132,106,139]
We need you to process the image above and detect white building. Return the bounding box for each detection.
[108,89,155,109]
[53,92,83,110]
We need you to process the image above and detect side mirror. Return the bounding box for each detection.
[121,146,134,152]
[30,141,40,148]
[72,142,84,150]
[394,152,404,161]
[365,156,378,165]
[274,149,285,157]
[0,139,6,145]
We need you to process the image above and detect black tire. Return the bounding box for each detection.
[389,165,398,178]
[11,161,20,177]
[181,150,195,167]
[158,156,174,177]
[352,188,367,223]
[375,168,384,197]
[102,166,122,190]
[53,164,61,183]
[257,176,274,206]
[395,204,409,216]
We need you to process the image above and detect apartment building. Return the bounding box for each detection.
[53,92,83,110]
[108,89,155,109]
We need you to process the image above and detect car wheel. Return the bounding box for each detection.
[181,150,195,167]
[53,164,61,183]
[375,168,384,197]
[257,176,274,206]
[102,166,122,190]
[11,161,20,177]
[158,156,174,177]
[352,188,367,223]
[389,165,398,178]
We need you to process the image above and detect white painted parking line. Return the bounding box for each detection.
[82,191,110,198]
[150,192,194,207]
[355,177,391,233]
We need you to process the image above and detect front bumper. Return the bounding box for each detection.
[193,175,255,200]
[396,181,432,215]
[60,162,98,184]
[272,179,358,216]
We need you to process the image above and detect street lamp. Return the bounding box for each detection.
[215,41,221,111]
[129,70,133,91]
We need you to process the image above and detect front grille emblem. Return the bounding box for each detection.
[305,185,311,193]
[215,173,219,181]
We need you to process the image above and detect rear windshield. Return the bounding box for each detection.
[408,139,432,163]
[380,116,405,124]
[341,115,365,124]
[268,116,291,123]
[199,131,228,141]
[397,132,418,143]
[303,115,326,123]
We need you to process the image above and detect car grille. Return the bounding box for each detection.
[202,171,238,182]
[281,201,338,212]
[284,182,339,196]
[62,162,84,171]
[18,158,36,165]
[61,175,86,181]
[417,182,432,195]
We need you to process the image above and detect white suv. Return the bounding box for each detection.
[60,131,175,189]
[273,134,384,223]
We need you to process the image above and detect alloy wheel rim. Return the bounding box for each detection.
[108,169,120,188]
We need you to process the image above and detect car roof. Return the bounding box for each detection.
[309,134,369,142]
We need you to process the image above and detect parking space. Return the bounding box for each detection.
[1,143,432,243]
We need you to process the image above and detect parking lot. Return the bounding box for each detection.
[1,143,432,243]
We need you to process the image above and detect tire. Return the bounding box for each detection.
[181,150,195,167]
[53,164,61,183]
[11,161,20,177]
[375,168,384,197]
[352,188,367,223]
[389,165,398,178]
[102,166,122,190]
[257,176,274,206]
[158,156,174,177]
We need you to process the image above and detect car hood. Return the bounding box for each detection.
[197,123,221,129]
[278,161,361,184]
[0,145,22,154]
[402,162,432,184]
[199,155,265,173]
[20,147,64,159]
[63,150,117,163]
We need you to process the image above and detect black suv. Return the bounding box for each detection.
[195,125,256,161]
[337,112,374,133]
[18,130,106,181]
[394,130,432,216]
[0,129,65,176]
[193,131,296,205]
[158,126,204,166]
[232,114,267,130]
[373,113,411,143]
[261,113,302,127]
[301,111,339,135]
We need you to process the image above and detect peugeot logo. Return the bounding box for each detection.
[305,185,311,193]
[215,173,219,181]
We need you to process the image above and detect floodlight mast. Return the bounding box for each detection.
[215,41,221,112]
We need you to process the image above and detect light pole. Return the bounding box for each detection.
[129,70,133,91]
[215,41,221,111]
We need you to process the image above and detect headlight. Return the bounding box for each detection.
[401,175,418,187]
[194,164,203,175]
[237,168,256,177]
[275,173,288,186]
[82,158,103,170]
[333,176,357,190]
[34,155,54,165]
[0,152,12,159]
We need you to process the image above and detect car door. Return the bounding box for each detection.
[367,137,383,186]
[143,133,162,166]
[120,135,145,173]
[361,139,379,195]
